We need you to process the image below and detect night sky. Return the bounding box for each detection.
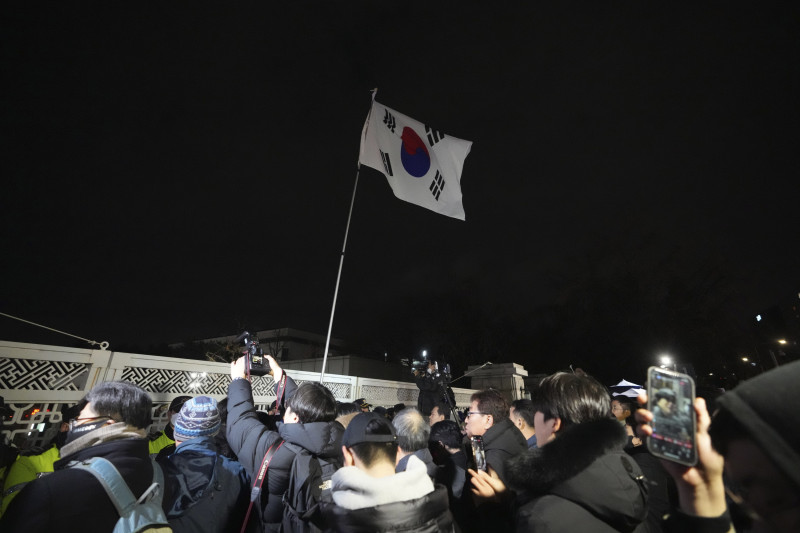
[2,3,798,385]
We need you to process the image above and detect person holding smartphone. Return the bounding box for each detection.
[637,359,800,533]
[469,371,649,532]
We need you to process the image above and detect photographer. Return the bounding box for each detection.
[226,354,344,532]
[415,362,440,418]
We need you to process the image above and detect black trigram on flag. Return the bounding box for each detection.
[425,125,444,146]
[380,150,394,176]
[429,170,445,201]
[383,109,396,133]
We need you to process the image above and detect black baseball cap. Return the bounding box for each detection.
[342,412,397,447]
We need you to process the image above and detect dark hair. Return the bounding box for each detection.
[431,401,450,419]
[510,399,536,427]
[169,395,192,414]
[392,408,429,452]
[612,398,634,413]
[350,417,398,467]
[85,381,152,430]
[470,389,509,423]
[336,401,361,418]
[533,372,610,431]
[285,382,336,423]
[430,420,462,449]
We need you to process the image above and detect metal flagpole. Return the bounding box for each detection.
[320,89,377,383]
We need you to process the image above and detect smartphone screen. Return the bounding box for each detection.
[647,366,697,466]
[471,436,487,471]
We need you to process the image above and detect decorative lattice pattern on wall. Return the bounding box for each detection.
[250,375,277,396]
[291,380,351,400]
[360,385,418,406]
[120,367,232,395]
[0,358,89,390]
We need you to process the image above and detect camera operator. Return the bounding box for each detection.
[415,362,441,418]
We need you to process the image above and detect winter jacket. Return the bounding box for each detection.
[396,447,439,480]
[481,417,528,484]
[0,443,59,516]
[158,436,250,533]
[317,456,456,532]
[226,376,344,532]
[507,418,648,533]
[0,438,155,533]
[416,373,440,416]
[149,426,176,455]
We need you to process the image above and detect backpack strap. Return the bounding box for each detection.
[68,457,137,517]
[69,457,165,514]
[240,437,285,533]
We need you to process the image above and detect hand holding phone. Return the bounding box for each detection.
[471,436,487,471]
[646,366,697,466]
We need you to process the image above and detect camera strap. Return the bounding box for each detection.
[241,437,285,533]
[275,375,287,409]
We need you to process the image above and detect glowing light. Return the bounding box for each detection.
[778,339,787,345]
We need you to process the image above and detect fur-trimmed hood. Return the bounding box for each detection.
[507,418,648,532]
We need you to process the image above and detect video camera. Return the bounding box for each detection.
[235,331,271,377]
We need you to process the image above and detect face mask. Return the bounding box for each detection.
[170,413,180,426]
[64,418,113,446]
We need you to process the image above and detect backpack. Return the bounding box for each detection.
[280,443,339,533]
[70,456,172,533]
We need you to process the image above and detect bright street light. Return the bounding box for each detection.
[741,357,749,362]
[778,339,787,345]
[660,355,672,366]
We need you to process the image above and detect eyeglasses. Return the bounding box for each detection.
[466,411,488,418]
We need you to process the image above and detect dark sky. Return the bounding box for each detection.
[2,3,798,381]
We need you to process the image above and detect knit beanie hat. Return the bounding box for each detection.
[174,396,221,442]
[714,359,800,490]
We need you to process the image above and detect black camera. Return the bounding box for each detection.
[235,331,271,377]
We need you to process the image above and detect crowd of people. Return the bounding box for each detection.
[0,354,798,532]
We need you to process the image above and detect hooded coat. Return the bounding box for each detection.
[507,418,648,533]
[317,456,456,533]
[158,436,251,533]
[226,377,344,532]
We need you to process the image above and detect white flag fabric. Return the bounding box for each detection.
[359,100,472,220]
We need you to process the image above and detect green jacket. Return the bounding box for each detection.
[1,444,59,516]
[148,429,175,456]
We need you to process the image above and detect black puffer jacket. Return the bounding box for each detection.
[226,377,344,532]
[0,438,154,533]
[481,417,527,484]
[507,418,648,533]
[318,484,456,533]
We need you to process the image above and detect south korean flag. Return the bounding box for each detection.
[359,100,472,221]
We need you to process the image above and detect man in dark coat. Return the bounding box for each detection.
[0,381,162,533]
[463,389,527,483]
[227,354,343,532]
[458,389,527,533]
[415,362,441,418]
[158,395,250,533]
[470,372,648,533]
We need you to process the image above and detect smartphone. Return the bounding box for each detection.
[471,436,487,471]
[647,366,697,466]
